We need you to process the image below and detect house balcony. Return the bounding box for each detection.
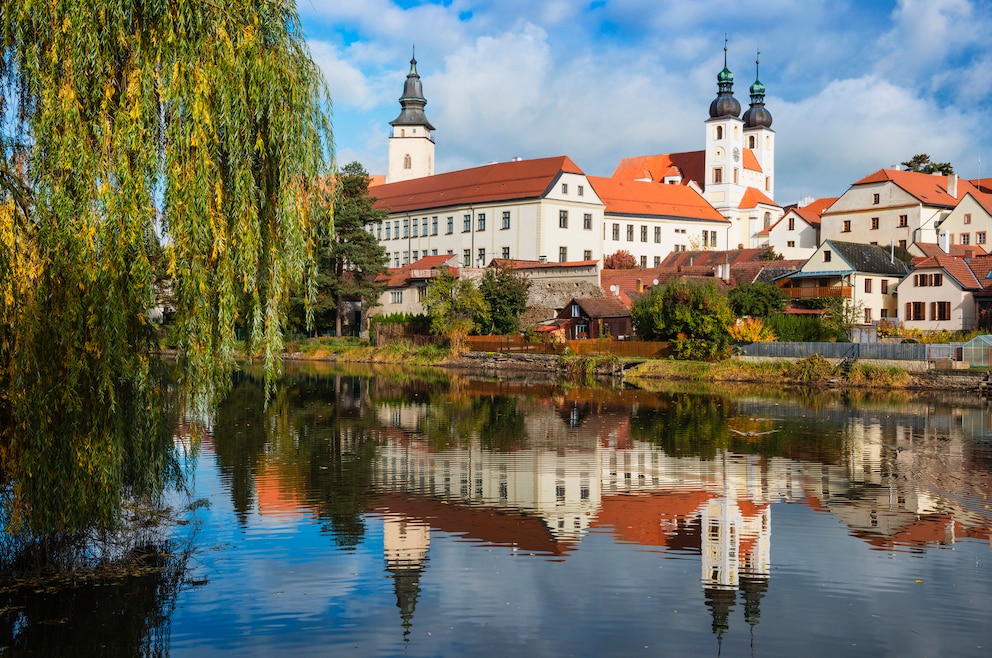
[409,269,441,279]
[782,285,853,299]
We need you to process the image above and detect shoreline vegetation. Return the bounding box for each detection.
[247,337,986,391]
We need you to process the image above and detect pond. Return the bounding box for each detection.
[4,363,992,656]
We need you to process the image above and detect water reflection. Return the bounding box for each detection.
[193,367,992,651]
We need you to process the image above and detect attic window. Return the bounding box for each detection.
[873,193,880,204]
[572,303,580,318]
[823,250,832,263]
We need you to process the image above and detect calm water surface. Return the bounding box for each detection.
[9,363,992,656]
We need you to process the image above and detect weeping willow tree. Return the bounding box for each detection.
[0,1,332,544]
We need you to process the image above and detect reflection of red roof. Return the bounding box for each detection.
[375,493,576,556]
[256,465,306,518]
[592,491,714,548]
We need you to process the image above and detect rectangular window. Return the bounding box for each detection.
[578,185,585,196]
[871,217,879,230]
[933,273,943,286]
[788,217,795,230]
[463,215,471,232]
[713,167,723,184]
[873,193,880,204]
[640,255,647,267]
[432,249,438,256]
[462,249,471,267]
[376,223,382,240]
[842,220,851,233]
[965,213,972,224]
[980,232,987,244]
[394,254,400,268]
[559,209,568,228]
[881,308,889,318]
[626,224,634,241]
[478,248,486,265]
[898,214,908,227]
[561,183,568,194]
[400,220,408,238]
[898,239,907,249]
[559,246,567,262]
[477,213,486,231]
[446,216,454,234]
[823,250,832,263]
[385,223,392,240]
[640,225,648,242]
[907,301,925,320]
[402,251,409,264]
[881,280,889,294]
[391,291,403,304]
[864,307,872,323]
[935,301,951,321]
[432,216,439,235]
[787,240,795,247]
[864,278,872,293]
[412,218,419,237]
[961,233,970,245]
[654,226,661,243]
[612,223,620,240]
[502,211,511,229]
[501,246,510,259]
[583,250,592,261]
[654,256,661,267]
[584,213,593,230]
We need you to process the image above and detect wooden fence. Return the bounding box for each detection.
[463,336,670,359]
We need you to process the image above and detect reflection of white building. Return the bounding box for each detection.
[382,514,430,639]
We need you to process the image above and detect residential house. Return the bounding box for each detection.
[373,254,460,317]
[588,176,730,268]
[761,197,835,260]
[930,190,992,253]
[895,254,992,331]
[820,169,981,252]
[777,241,910,325]
[556,297,632,340]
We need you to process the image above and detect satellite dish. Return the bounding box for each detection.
[653,279,659,286]
[610,285,619,296]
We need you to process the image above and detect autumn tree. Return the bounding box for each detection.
[422,270,488,350]
[0,1,332,542]
[604,249,638,269]
[901,154,954,175]
[478,264,531,335]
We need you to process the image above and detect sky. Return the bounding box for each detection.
[297,0,992,205]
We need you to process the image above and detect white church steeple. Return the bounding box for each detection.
[386,48,435,183]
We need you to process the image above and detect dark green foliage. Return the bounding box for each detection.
[764,312,846,342]
[901,154,954,175]
[631,280,733,360]
[478,264,531,335]
[728,282,787,318]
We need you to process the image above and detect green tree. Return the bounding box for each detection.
[901,154,954,175]
[302,162,387,337]
[727,282,787,318]
[0,1,331,543]
[422,269,488,349]
[631,280,734,360]
[478,264,531,335]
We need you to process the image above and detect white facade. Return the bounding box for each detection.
[933,193,992,253]
[387,124,434,184]
[895,264,978,331]
[766,209,820,260]
[601,214,730,267]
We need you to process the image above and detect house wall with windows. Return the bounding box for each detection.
[932,193,992,253]
[893,256,992,331]
[371,158,605,269]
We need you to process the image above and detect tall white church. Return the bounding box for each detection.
[385,52,435,183]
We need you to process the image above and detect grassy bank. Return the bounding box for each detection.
[626,354,914,388]
[283,336,450,365]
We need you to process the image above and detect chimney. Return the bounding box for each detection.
[948,173,958,199]
[636,278,643,292]
[939,230,950,253]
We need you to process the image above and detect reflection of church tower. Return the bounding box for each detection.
[740,574,769,644]
[382,514,431,640]
[386,49,435,183]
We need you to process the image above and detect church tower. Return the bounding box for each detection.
[704,40,745,212]
[386,50,435,183]
[743,53,775,199]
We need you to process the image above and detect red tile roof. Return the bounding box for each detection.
[912,254,992,290]
[370,156,584,214]
[587,176,727,222]
[739,186,779,209]
[914,242,985,258]
[491,258,599,271]
[742,148,762,172]
[611,151,705,187]
[660,247,778,269]
[376,254,459,287]
[849,169,979,207]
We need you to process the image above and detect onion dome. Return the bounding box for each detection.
[709,42,741,119]
[743,53,773,129]
[390,48,435,130]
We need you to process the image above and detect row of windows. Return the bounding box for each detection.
[559,210,594,229]
[387,245,596,269]
[375,211,515,240]
[951,232,986,245]
[906,301,951,321]
[607,223,696,244]
[712,125,772,150]
[840,215,909,232]
[914,273,943,287]
[560,183,585,196]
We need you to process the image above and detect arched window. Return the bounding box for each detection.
[763,212,771,229]
[403,154,412,169]
[748,135,756,149]
[715,125,723,140]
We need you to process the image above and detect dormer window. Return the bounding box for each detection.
[572,303,580,318]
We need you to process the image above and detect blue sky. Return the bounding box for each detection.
[298,0,992,204]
